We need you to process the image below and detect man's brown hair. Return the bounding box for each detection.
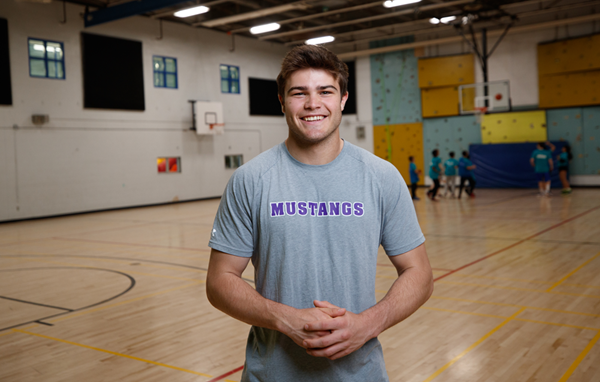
[276,45,349,100]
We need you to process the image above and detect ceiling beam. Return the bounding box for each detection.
[84,0,192,27]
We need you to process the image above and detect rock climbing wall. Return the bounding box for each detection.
[373,123,424,185]
[480,110,547,144]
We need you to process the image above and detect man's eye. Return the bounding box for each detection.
[321,91,332,95]
[292,92,304,96]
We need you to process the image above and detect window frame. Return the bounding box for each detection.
[28,37,66,80]
[220,64,240,94]
[153,55,178,89]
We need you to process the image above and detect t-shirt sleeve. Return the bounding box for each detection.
[208,169,255,258]
[379,165,425,257]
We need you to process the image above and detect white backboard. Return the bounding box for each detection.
[194,101,224,135]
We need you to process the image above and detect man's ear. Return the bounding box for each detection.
[278,94,285,114]
[340,92,349,111]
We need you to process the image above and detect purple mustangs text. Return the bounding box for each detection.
[270,201,364,217]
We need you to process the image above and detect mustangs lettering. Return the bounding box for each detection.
[270,201,364,217]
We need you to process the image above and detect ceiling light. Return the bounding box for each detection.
[440,15,457,24]
[429,18,440,24]
[383,0,421,9]
[174,6,209,18]
[250,23,281,35]
[306,36,335,45]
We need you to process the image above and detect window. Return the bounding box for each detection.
[225,155,243,169]
[28,38,65,79]
[220,64,240,94]
[157,157,180,173]
[153,56,177,88]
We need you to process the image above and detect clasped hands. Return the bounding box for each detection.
[284,300,373,361]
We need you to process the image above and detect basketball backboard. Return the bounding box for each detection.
[193,101,224,135]
[459,80,511,115]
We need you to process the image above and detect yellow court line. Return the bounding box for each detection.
[421,308,526,382]
[557,330,600,382]
[12,329,213,378]
[451,273,553,285]
[438,280,600,299]
[421,306,508,320]
[0,331,15,338]
[514,318,600,331]
[50,281,205,324]
[431,295,600,318]
[547,251,600,292]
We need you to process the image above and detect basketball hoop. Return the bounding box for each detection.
[209,123,225,130]
[474,106,487,124]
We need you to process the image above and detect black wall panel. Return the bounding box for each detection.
[0,18,12,106]
[81,33,145,110]
[342,60,356,115]
[248,77,282,116]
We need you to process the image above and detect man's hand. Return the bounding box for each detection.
[278,305,346,349]
[302,300,373,360]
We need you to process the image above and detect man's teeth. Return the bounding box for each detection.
[303,116,325,121]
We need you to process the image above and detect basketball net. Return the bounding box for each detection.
[474,106,487,124]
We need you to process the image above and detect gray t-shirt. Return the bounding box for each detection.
[209,141,425,382]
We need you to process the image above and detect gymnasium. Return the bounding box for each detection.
[1,0,600,381]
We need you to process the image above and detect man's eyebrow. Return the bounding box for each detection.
[287,85,339,94]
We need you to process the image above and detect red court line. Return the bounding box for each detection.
[434,205,600,282]
[206,365,244,382]
[53,237,211,253]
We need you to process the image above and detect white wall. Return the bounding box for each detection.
[0,1,294,221]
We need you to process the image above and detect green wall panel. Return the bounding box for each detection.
[546,108,586,175]
[582,107,600,175]
[422,115,480,174]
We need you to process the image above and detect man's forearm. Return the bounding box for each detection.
[361,265,433,339]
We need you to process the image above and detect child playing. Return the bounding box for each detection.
[408,156,422,200]
[426,149,442,201]
[557,145,572,194]
[443,152,459,198]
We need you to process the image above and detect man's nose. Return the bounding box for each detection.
[304,94,321,109]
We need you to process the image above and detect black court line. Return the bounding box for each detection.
[0,266,135,332]
[0,254,255,284]
[35,321,54,326]
[0,295,73,312]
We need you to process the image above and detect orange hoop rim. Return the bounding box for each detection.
[474,106,488,114]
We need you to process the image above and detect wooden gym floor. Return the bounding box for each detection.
[1,188,599,382]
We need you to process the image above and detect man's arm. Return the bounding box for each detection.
[548,158,554,172]
[303,243,433,360]
[206,249,346,348]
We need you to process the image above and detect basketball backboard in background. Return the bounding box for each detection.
[459,80,511,115]
[193,101,224,135]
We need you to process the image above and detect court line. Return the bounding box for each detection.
[53,236,211,253]
[206,365,244,382]
[433,205,600,282]
[421,306,507,319]
[437,280,600,299]
[514,318,599,331]
[546,250,600,292]
[557,330,600,382]
[12,329,213,378]
[50,281,204,324]
[421,308,526,382]
[0,295,73,312]
[450,273,553,285]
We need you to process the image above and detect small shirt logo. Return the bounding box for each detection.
[212,229,217,237]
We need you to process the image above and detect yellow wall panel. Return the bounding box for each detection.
[374,123,424,185]
[538,34,600,76]
[421,86,459,118]
[418,54,475,88]
[481,110,547,144]
[539,70,600,108]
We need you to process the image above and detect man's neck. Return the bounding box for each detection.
[285,133,344,165]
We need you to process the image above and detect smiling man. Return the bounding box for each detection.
[206,45,433,382]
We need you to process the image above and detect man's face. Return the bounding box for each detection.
[279,68,348,145]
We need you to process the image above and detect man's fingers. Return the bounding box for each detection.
[313,300,338,309]
[303,332,340,350]
[304,316,344,332]
[306,343,346,359]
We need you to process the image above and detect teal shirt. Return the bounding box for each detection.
[444,158,459,176]
[531,149,552,173]
[458,157,473,177]
[409,162,419,183]
[429,157,442,179]
[558,152,569,168]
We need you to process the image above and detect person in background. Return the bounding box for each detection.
[409,156,421,201]
[530,141,555,197]
[458,151,477,198]
[557,144,572,194]
[426,149,442,201]
[443,152,459,198]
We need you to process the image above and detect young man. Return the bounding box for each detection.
[409,155,421,200]
[206,45,433,382]
[530,141,555,196]
[458,151,477,198]
[426,149,442,201]
[443,152,459,198]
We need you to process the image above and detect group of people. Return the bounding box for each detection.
[409,150,476,201]
[530,141,572,197]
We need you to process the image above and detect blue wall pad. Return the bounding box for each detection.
[470,141,568,188]
[370,48,421,126]
[423,115,480,172]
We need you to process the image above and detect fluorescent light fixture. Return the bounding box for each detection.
[250,23,281,35]
[383,0,421,9]
[429,17,440,24]
[174,5,209,18]
[306,36,335,45]
[440,15,457,23]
